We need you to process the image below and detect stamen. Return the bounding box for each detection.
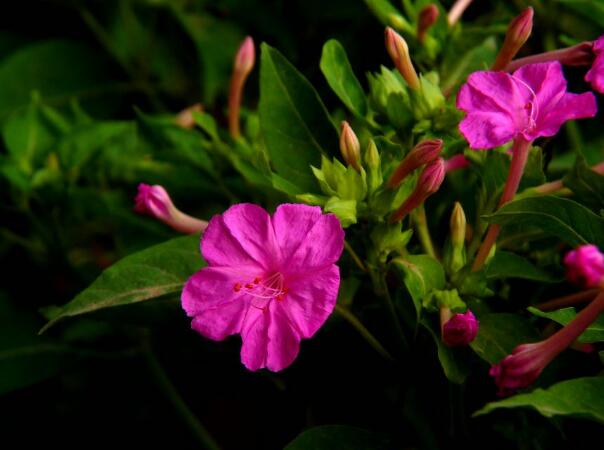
[233,283,242,292]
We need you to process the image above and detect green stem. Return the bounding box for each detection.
[144,348,221,450]
[412,205,439,259]
[344,240,368,272]
[335,304,394,362]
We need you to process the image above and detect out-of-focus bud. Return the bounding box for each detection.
[442,309,479,347]
[175,103,203,129]
[492,7,534,71]
[229,36,256,138]
[447,0,473,26]
[417,4,440,44]
[564,244,604,288]
[365,139,382,195]
[444,154,470,173]
[385,27,421,90]
[390,157,445,222]
[134,183,208,234]
[388,139,443,188]
[340,121,361,171]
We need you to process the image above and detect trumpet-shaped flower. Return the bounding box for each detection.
[182,203,344,372]
[585,35,604,93]
[457,61,597,149]
[564,244,604,288]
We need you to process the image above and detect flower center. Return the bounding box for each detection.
[233,272,288,304]
[511,75,539,134]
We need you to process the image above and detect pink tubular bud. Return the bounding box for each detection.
[384,27,420,90]
[340,121,361,171]
[390,157,445,222]
[491,290,604,396]
[492,7,534,71]
[505,41,594,72]
[417,4,440,44]
[444,154,470,173]
[134,184,208,234]
[564,244,604,288]
[442,309,478,347]
[447,0,473,26]
[229,36,256,138]
[175,103,203,129]
[388,139,443,188]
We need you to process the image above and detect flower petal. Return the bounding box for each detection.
[240,308,269,371]
[586,52,604,94]
[282,213,344,273]
[532,92,597,138]
[513,62,567,116]
[266,307,301,372]
[273,203,323,264]
[459,112,516,149]
[191,301,248,341]
[201,214,261,268]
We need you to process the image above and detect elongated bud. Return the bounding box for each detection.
[228,36,256,138]
[365,139,382,194]
[388,139,443,188]
[135,184,208,234]
[385,27,420,90]
[447,0,473,26]
[444,154,470,173]
[446,202,467,274]
[340,121,361,171]
[492,7,533,71]
[563,244,604,288]
[418,4,440,44]
[441,309,478,347]
[390,157,445,222]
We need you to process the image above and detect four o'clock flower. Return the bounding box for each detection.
[564,244,604,288]
[182,203,344,372]
[441,309,478,347]
[457,61,598,270]
[134,183,208,234]
[585,35,604,93]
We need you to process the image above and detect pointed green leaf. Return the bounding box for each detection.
[563,156,604,211]
[41,235,203,332]
[474,376,604,424]
[486,251,559,283]
[320,40,367,118]
[259,43,339,192]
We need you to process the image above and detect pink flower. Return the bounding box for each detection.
[181,203,344,372]
[442,310,479,347]
[563,244,604,288]
[457,61,597,149]
[134,183,208,234]
[585,35,604,93]
[489,342,547,396]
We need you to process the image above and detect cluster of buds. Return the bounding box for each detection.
[491,244,604,396]
[389,139,445,222]
[134,184,208,234]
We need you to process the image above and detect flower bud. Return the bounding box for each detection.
[442,309,478,347]
[340,121,361,171]
[417,4,440,44]
[447,0,473,26]
[135,183,208,234]
[388,139,443,188]
[445,202,467,274]
[492,7,534,71]
[390,157,445,222]
[229,36,256,138]
[444,154,470,173]
[365,139,382,195]
[384,27,420,90]
[175,103,203,129]
[563,244,604,288]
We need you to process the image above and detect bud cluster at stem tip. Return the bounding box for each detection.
[388,139,443,188]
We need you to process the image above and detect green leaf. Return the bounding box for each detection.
[41,235,203,333]
[563,156,604,211]
[259,43,339,192]
[421,318,469,384]
[474,376,604,424]
[320,40,367,118]
[528,307,604,343]
[285,425,396,450]
[0,40,119,118]
[391,255,445,320]
[484,196,604,248]
[485,251,559,283]
[470,313,540,364]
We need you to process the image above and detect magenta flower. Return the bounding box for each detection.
[585,35,604,93]
[442,310,479,347]
[564,244,604,288]
[457,61,597,149]
[135,183,208,234]
[181,203,344,372]
[489,342,547,396]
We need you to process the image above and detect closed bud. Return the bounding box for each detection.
[390,157,445,222]
[564,244,604,288]
[234,36,255,76]
[384,27,420,90]
[340,121,361,171]
[388,139,443,188]
[417,4,440,44]
[442,309,479,347]
[446,202,467,274]
[365,139,382,195]
[229,36,256,138]
[492,7,533,71]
